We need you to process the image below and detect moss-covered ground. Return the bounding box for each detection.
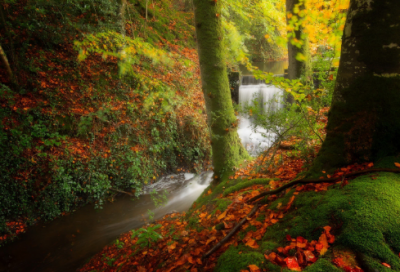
[214,169,400,272]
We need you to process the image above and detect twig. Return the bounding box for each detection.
[202,203,260,260]
[109,187,135,196]
[247,168,400,204]
[300,106,324,144]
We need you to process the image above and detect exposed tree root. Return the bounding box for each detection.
[202,168,400,260]
[247,168,400,203]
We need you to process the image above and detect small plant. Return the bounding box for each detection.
[114,239,124,249]
[131,224,163,253]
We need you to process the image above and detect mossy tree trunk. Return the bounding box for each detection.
[286,0,312,81]
[192,0,249,179]
[312,0,400,173]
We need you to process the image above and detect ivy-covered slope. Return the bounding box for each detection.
[0,0,210,242]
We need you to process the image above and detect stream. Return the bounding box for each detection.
[0,60,287,272]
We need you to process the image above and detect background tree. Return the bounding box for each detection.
[312,0,400,172]
[286,0,312,81]
[192,0,249,179]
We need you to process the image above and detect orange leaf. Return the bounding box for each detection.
[382,263,391,268]
[248,264,260,272]
[318,233,329,255]
[206,236,216,245]
[395,162,400,168]
[217,210,227,221]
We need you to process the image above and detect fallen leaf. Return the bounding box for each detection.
[248,264,260,272]
[217,210,227,221]
[284,257,302,271]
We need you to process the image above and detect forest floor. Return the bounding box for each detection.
[79,108,394,272]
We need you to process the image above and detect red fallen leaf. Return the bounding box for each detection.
[248,264,260,272]
[286,234,292,241]
[284,257,302,271]
[382,262,391,268]
[303,250,317,263]
[296,236,307,248]
[332,257,346,268]
[283,245,294,255]
[296,250,306,266]
[276,257,287,266]
[265,252,277,262]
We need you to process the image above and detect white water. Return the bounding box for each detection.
[238,82,283,156]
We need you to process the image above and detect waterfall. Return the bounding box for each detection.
[237,76,283,156]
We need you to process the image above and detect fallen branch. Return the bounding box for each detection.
[109,188,135,196]
[202,203,261,260]
[247,168,400,204]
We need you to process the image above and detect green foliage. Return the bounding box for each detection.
[222,0,286,63]
[0,0,210,241]
[131,224,163,249]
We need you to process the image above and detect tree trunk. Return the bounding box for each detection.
[286,0,312,82]
[0,43,13,84]
[192,0,249,179]
[119,0,127,36]
[311,0,400,173]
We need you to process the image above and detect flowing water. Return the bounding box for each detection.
[0,172,213,272]
[0,60,287,272]
[237,60,287,156]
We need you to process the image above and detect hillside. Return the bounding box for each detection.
[0,0,210,242]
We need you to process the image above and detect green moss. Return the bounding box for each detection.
[212,198,232,215]
[268,189,296,211]
[215,245,265,272]
[238,225,257,241]
[259,241,278,253]
[223,178,272,196]
[303,258,342,272]
[262,171,400,270]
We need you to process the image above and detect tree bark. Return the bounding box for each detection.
[192,0,249,179]
[0,43,13,84]
[311,0,400,173]
[119,0,127,36]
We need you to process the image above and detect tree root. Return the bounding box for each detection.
[247,168,400,204]
[202,168,400,260]
[202,203,261,260]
